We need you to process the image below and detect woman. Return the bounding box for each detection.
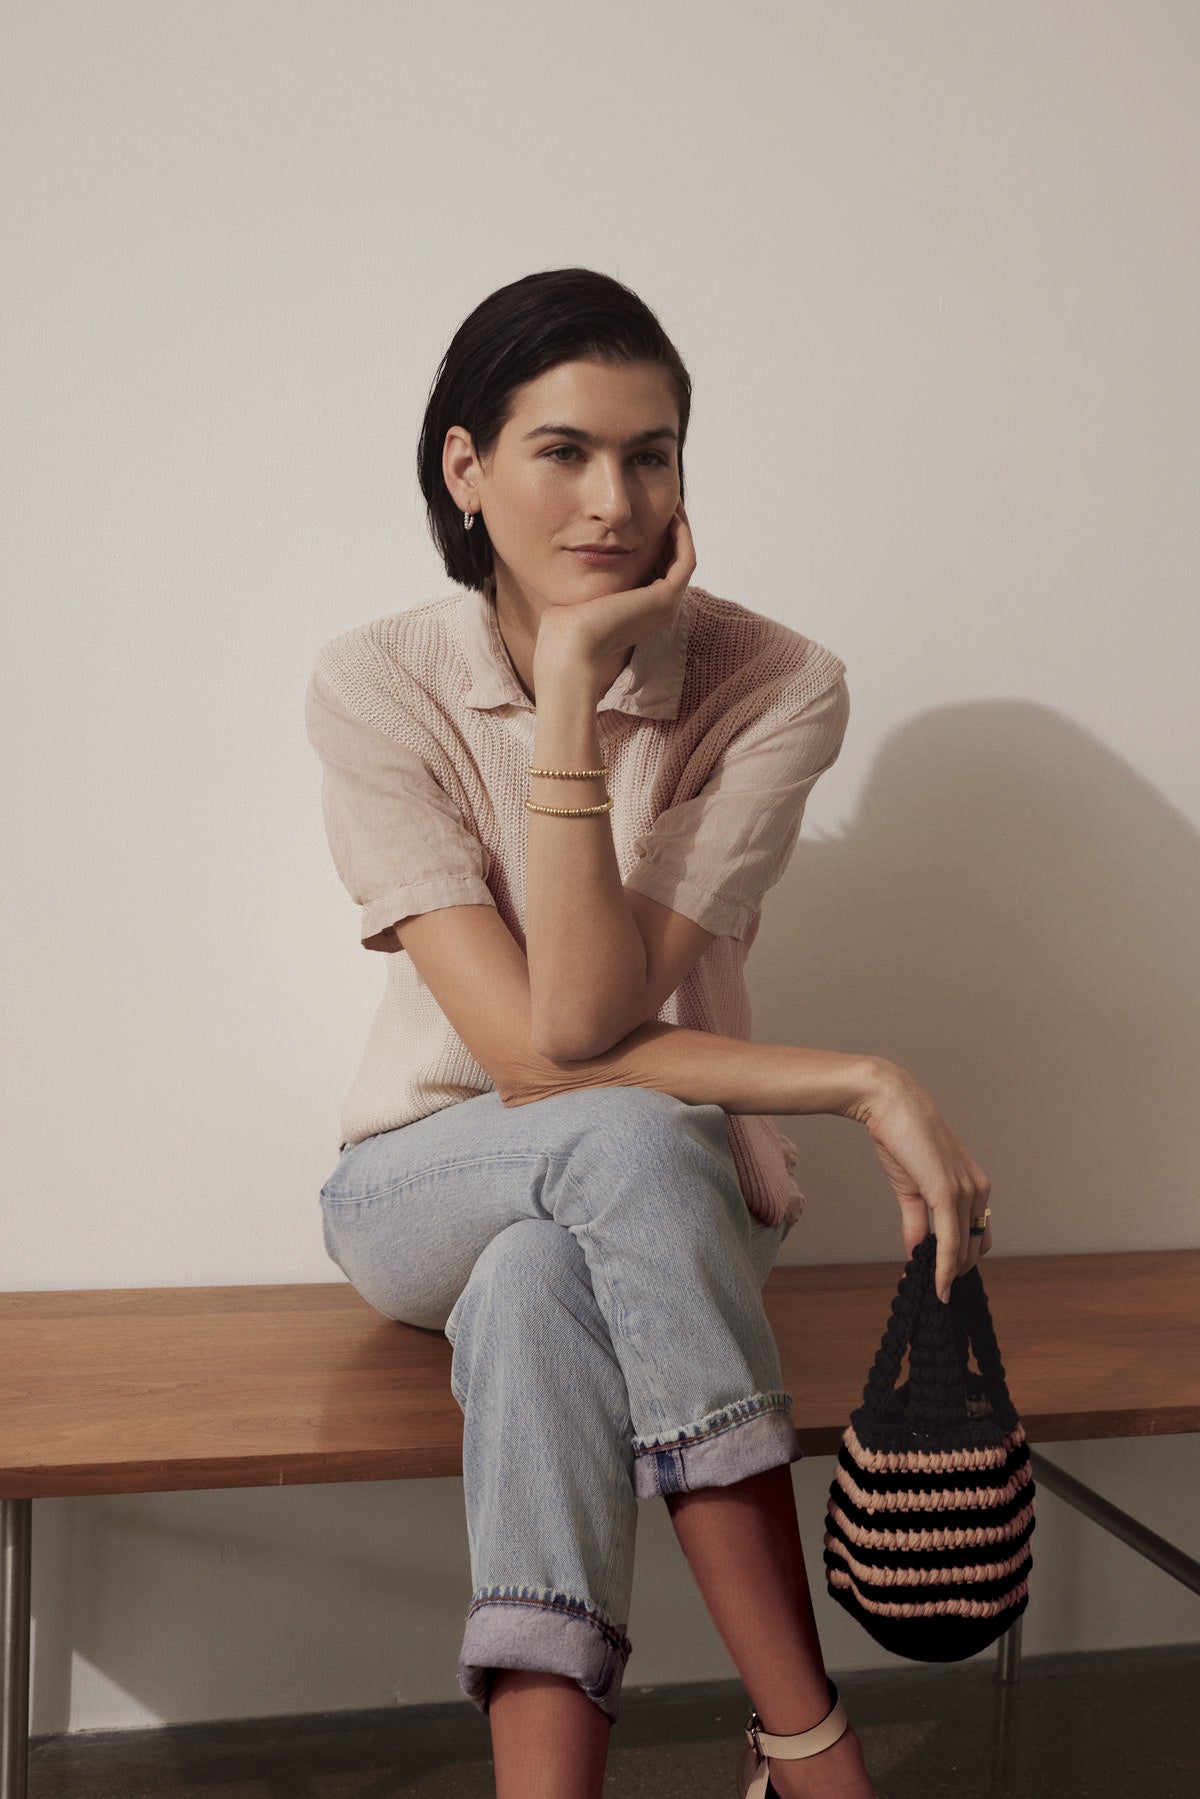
[305,267,992,1799]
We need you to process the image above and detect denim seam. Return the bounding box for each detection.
[591,1418,635,1619]
[544,1154,601,1231]
[466,1587,632,1660]
[526,1213,634,1614]
[547,1159,636,1347]
[548,1155,779,1449]
[631,1388,794,1457]
[321,1152,548,1208]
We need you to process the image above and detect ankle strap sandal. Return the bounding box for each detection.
[736,1676,849,1797]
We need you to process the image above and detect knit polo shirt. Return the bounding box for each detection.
[305,584,849,1229]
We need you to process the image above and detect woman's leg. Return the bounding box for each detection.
[487,1672,610,1799]
[523,1088,875,1795]
[318,1084,824,1781]
[446,1218,632,1798]
[662,1214,877,1797]
[519,1086,803,1501]
[318,1093,639,1793]
[666,1468,876,1797]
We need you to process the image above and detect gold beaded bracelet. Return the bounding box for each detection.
[526,797,615,816]
[527,765,608,778]
[526,763,611,816]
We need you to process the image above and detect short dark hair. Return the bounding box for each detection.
[416,267,692,599]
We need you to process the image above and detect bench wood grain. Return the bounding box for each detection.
[3,1250,1197,1500]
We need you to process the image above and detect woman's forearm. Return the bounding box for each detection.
[501,999,994,1308]
[524,662,649,1060]
[503,1015,886,1119]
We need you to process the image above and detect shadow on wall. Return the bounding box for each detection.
[752,701,1199,1259]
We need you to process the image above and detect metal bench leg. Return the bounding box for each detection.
[992,1446,1200,1694]
[996,1610,1022,1683]
[1029,1449,1200,1593]
[1,1498,31,1799]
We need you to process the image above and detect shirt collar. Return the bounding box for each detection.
[459,587,691,720]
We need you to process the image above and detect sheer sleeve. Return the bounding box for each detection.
[305,663,495,953]
[623,675,849,940]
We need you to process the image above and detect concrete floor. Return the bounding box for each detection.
[27,1642,1200,1797]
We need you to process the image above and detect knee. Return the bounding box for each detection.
[559,1089,740,1222]
[445,1219,583,1347]
[445,1220,594,1406]
[564,1086,732,1162]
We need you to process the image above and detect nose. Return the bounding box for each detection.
[585,458,638,522]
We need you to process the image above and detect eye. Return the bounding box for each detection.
[543,446,669,467]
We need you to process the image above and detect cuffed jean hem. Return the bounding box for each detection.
[458,1584,633,1725]
[631,1390,803,1498]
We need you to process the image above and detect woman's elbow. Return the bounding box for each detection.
[497,1046,586,1108]
[530,994,646,1065]
[502,1025,622,1106]
[494,1021,603,1106]
[531,1023,618,1065]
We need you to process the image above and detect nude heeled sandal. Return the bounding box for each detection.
[735,1676,850,1798]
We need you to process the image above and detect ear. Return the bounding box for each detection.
[442,424,480,513]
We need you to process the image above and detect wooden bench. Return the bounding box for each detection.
[3,1250,1198,1799]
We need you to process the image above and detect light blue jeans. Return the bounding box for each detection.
[317,1083,799,1725]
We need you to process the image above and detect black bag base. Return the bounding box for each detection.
[825,1571,1030,1662]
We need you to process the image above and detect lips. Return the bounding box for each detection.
[568,549,631,570]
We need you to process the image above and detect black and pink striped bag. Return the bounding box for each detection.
[823,1234,1035,1661]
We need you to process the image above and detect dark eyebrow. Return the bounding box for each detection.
[522,423,679,449]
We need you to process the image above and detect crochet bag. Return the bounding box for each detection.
[823,1234,1035,1661]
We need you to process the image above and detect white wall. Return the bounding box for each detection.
[4,0,1197,1736]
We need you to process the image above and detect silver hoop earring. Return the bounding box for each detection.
[463,509,475,531]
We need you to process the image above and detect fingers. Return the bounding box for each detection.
[667,505,696,579]
[898,1199,933,1264]
[866,1070,992,1301]
[964,1164,992,1278]
[934,1217,957,1305]
[932,1168,992,1304]
[958,1197,991,1291]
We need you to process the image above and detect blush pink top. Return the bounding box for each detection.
[305,584,849,1229]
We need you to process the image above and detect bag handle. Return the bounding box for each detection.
[907,1251,974,1429]
[862,1236,1017,1431]
[861,1238,930,1416]
[949,1258,1019,1420]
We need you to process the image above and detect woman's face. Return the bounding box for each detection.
[454,358,682,613]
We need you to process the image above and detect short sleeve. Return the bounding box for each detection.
[305,662,496,953]
[623,674,850,940]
